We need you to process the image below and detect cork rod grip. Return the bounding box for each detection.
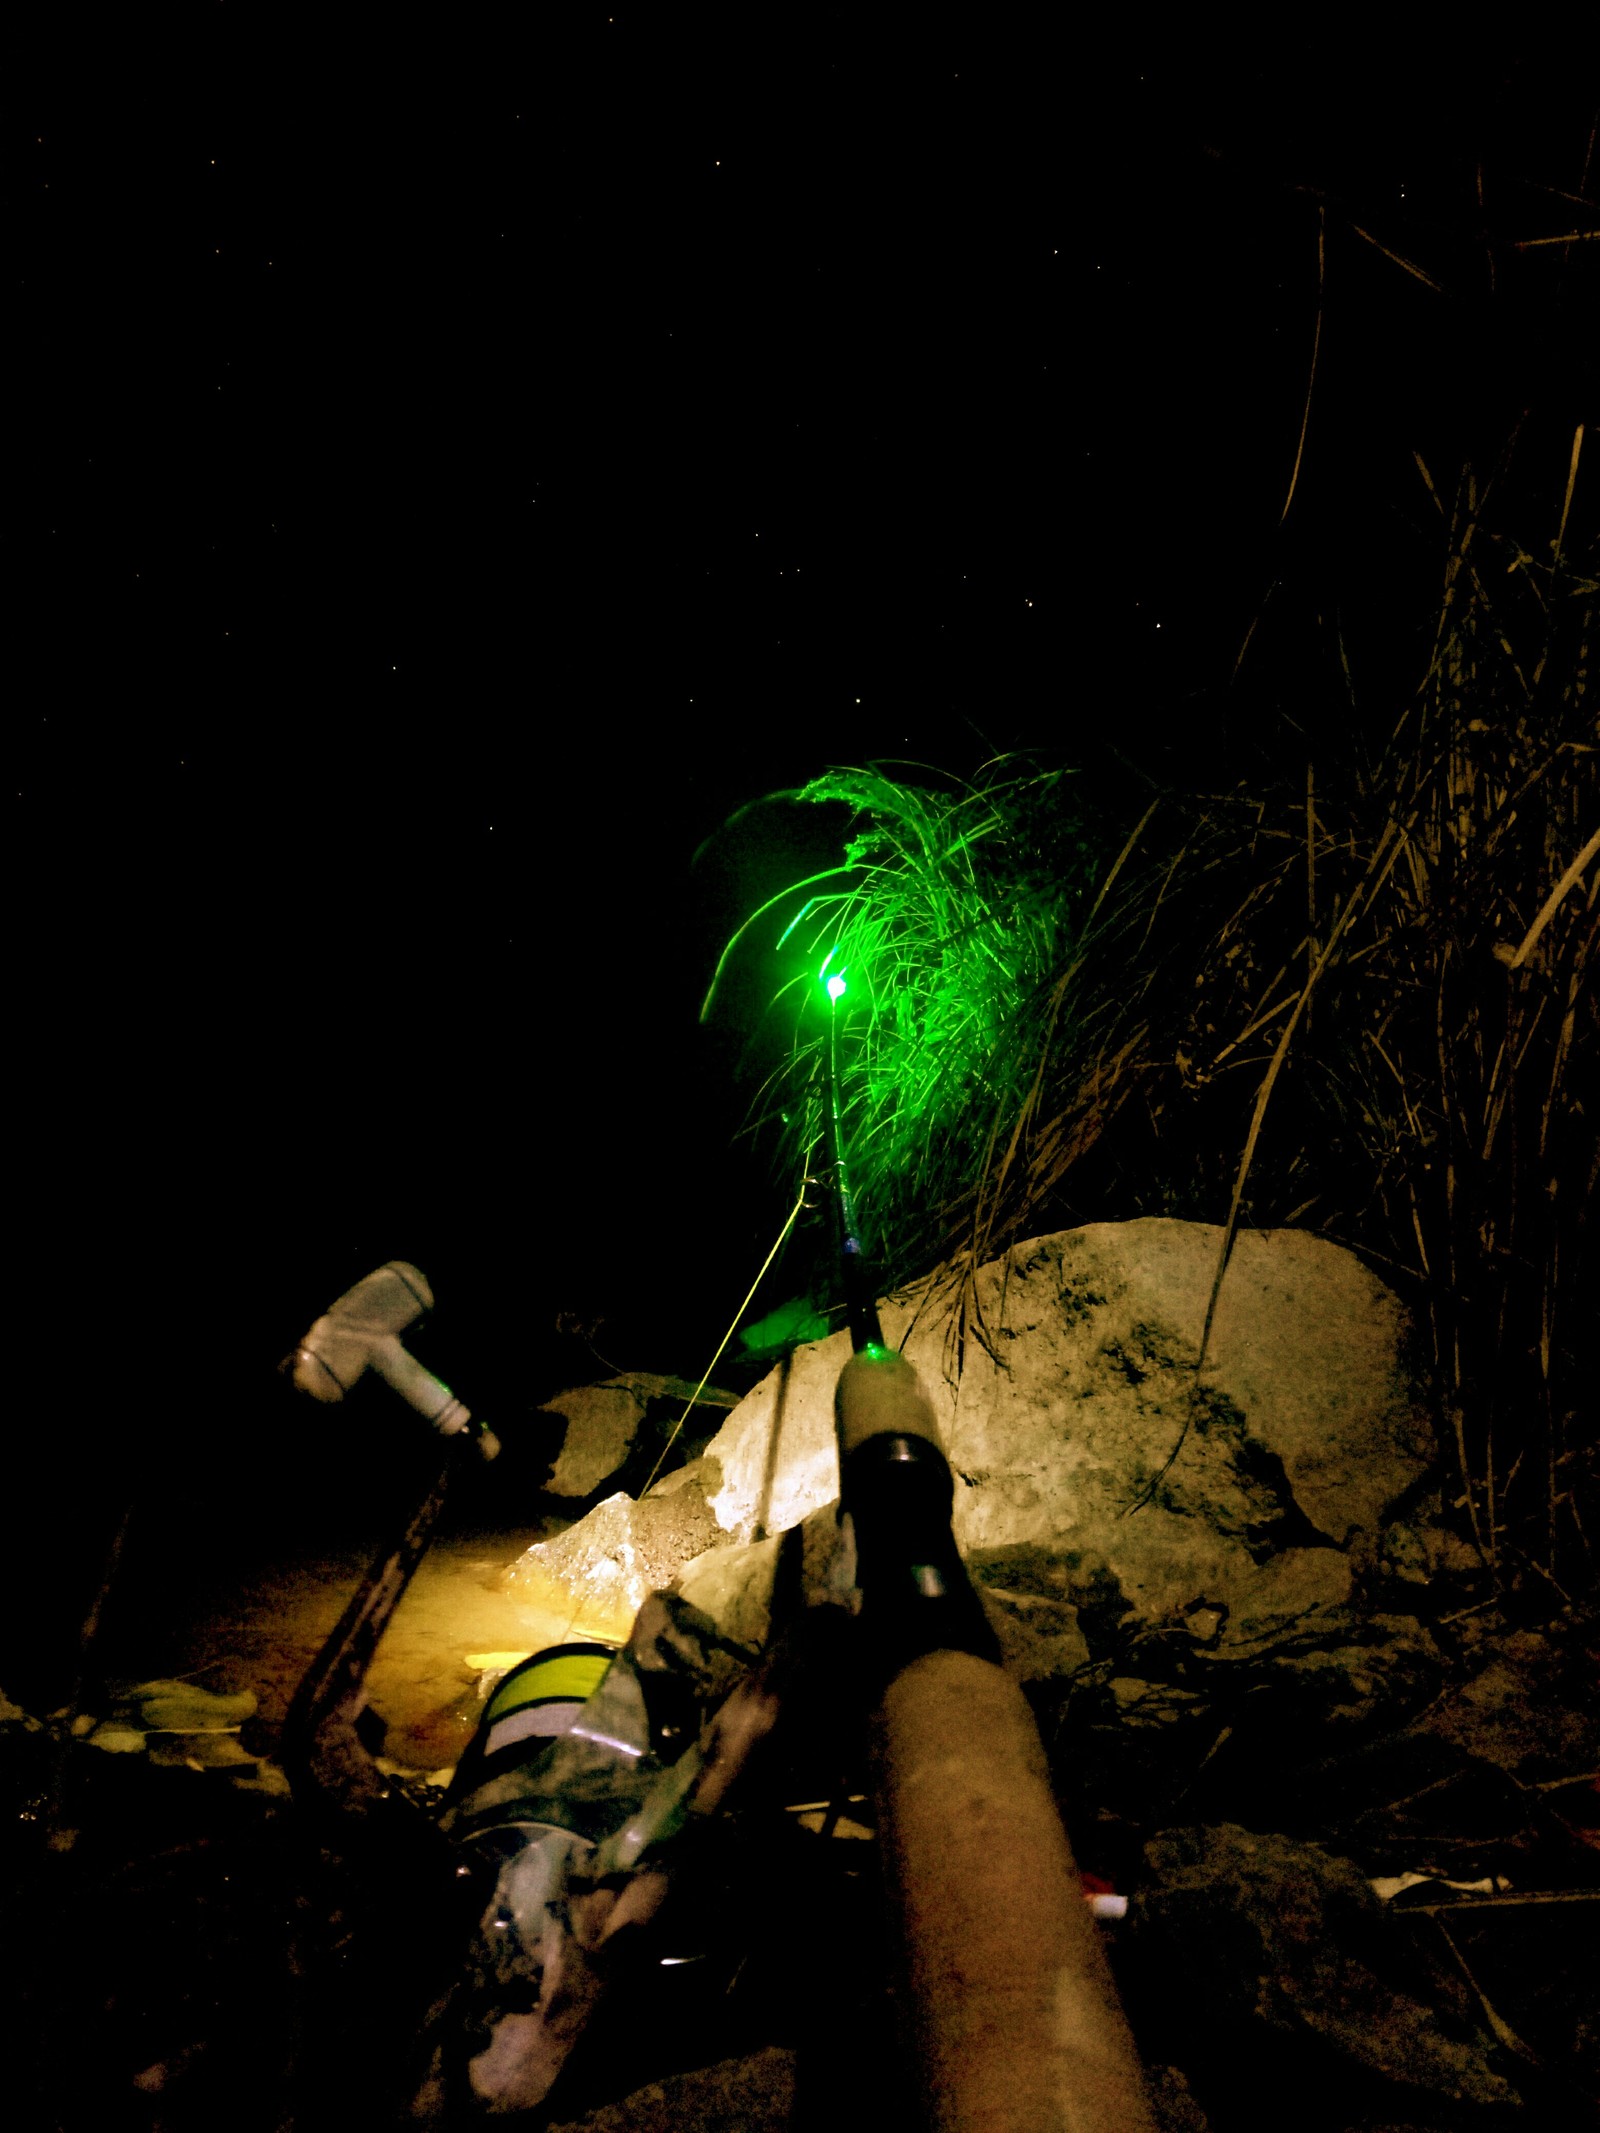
[835,1347,1156,2132]
[874,1650,1157,2133]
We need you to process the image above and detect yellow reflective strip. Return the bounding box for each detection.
[484,1651,612,1725]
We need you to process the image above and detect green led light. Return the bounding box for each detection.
[826,973,848,1001]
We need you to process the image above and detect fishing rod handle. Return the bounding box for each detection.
[835,1348,996,1669]
[835,1348,1157,2133]
[836,1348,996,1670]
[874,1649,1159,2133]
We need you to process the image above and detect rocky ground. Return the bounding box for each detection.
[2,1222,1595,2129]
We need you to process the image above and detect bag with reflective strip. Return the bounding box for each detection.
[478,1644,615,1758]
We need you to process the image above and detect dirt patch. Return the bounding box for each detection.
[89,1521,583,1768]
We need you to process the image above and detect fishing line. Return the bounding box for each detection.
[635,1152,819,1499]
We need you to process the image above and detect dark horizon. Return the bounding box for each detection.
[11,24,1594,1667]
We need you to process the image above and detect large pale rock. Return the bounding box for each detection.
[684,1221,1433,1648]
[512,1222,1435,1661]
[500,1465,723,1644]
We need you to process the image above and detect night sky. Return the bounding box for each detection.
[12,21,1594,1633]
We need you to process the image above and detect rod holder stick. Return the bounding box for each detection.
[282,1446,459,1822]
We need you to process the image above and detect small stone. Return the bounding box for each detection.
[546,2044,797,2132]
[1129,1823,1517,2109]
[85,1720,147,1755]
[1182,1605,1226,1645]
[173,1733,258,1770]
[1378,1520,1431,1587]
[677,1534,783,1652]
[542,1382,649,1499]
[124,1681,258,1731]
[1147,2063,1213,2133]
[1108,1677,1206,1726]
[979,1586,1093,1683]
[229,1758,293,1798]
[1419,1620,1600,1778]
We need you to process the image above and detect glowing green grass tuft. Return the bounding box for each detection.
[715,758,1096,1285]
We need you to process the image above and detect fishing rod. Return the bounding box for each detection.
[823,970,883,1354]
[822,967,996,1670]
[822,966,1157,2133]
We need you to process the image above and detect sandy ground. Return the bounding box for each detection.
[95,1520,599,1773]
